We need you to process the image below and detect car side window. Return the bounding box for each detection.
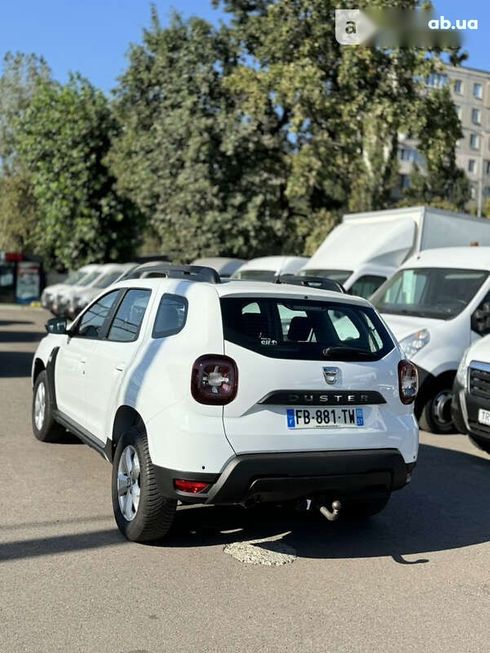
[76,290,120,339]
[152,294,188,338]
[107,289,152,342]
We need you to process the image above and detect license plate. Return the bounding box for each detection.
[286,407,364,429]
[478,408,490,426]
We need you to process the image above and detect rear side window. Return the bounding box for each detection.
[220,297,394,361]
[152,294,188,338]
[108,289,151,342]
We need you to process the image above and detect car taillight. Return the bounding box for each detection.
[191,355,238,405]
[174,479,210,494]
[398,360,418,405]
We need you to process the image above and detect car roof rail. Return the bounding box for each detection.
[276,274,345,293]
[121,262,221,284]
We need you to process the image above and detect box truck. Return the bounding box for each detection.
[301,206,490,298]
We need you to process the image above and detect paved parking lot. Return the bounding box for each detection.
[0,307,489,653]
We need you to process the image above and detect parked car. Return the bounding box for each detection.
[452,335,490,454]
[301,206,490,298]
[232,256,308,281]
[31,264,418,543]
[372,246,490,434]
[53,264,119,317]
[191,257,246,279]
[42,265,99,314]
[67,263,135,318]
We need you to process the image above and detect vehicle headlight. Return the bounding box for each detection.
[456,348,471,387]
[399,329,430,359]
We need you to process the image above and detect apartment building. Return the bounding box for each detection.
[398,65,490,213]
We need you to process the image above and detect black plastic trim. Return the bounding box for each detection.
[153,449,411,505]
[46,346,60,410]
[259,390,386,406]
[54,410,113,462]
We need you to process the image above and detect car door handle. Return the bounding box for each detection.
[80,358,87,364]
[115,364,125,372]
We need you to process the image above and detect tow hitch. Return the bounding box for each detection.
[319,500,342,521]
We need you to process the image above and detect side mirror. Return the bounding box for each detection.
[471,302,490,335]
[45,317,69,335]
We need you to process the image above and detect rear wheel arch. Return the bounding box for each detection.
[111,405,146,457]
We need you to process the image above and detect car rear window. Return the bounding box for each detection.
[220,297,394,361]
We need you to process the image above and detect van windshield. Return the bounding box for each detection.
[372,267,488,320]
[299,269,352,285]
[220,297,394,361]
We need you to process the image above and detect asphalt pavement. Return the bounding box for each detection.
[0,307,489,653]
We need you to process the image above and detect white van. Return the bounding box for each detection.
[232,256,308,282]
[302,207,490,298]
[371,247,490,433]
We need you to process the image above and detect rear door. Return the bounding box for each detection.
[221,295,401,454]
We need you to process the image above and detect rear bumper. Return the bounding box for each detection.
[154,449,415,505]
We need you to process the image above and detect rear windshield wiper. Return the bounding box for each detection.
[322,347,377,361]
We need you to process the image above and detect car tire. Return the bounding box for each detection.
[419,387,456,434]
[32,370,66,442]
[469,434,490,455]
[343,495,390,519]
[112,428,177,543]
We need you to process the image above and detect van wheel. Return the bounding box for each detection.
[343,495,390,519]
[112,429,177,543]
[469,435,490,455]
[419,387,455,434]
[32,371,66,442]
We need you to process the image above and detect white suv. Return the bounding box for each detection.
[31,265,419,543]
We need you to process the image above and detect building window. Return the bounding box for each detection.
[473,82,483,99]
[427,73,448,88]
[485,161,490,176]
[468,159,476,173]
[454,79,463,94]
[471,186,476,200]
[470,133,481,150]
[455,105,462,119]
[399,148,411,161]
[485,187,490,198]
[399,174,410,189]
[472,108,481,124]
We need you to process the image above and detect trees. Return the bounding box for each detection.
[215,0,469,242]
[0,52,51,251]
[110,11,293,262]
[17,75,141,268]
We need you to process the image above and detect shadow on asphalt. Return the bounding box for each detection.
[0,529,123,562]
[0,351,34,377]
[161,443,490,563]
[0,319,34,327]
[0,330,44,344]
[1,443,488,563]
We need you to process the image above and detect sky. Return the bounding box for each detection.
[0,0,488,92]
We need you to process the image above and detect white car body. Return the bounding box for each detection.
[302,206,490,298]
[32,272,418,540]
[372,246,490,432]
[232,256,308,281]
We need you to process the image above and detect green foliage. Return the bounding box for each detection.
[109,11,292,262]
[16,75,141,268]
[0,52,51,252]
